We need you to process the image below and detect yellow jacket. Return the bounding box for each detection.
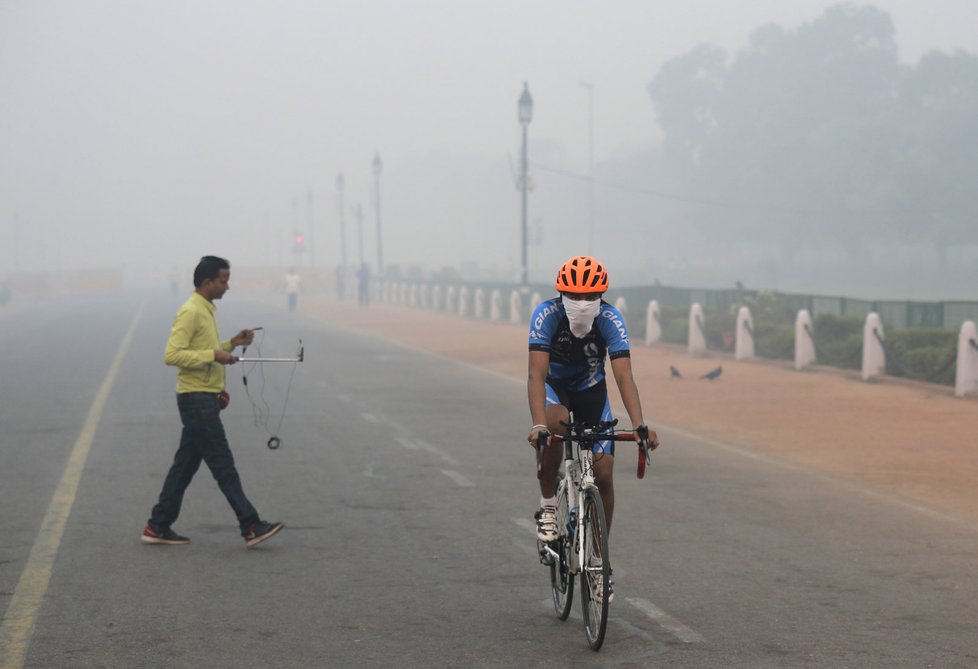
[165,292,233,393]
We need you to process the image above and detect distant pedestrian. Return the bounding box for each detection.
[142,255,284,548]
[285,268,302,312]
[356,262,371,307]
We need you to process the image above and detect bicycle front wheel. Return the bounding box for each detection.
[580,487,610,651]
[550,476,574,620]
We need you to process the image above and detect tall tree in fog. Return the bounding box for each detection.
[647,2,978,264]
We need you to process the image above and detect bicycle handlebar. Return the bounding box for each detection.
[534,420,654,480]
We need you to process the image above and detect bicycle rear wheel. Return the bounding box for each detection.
[550,477,574,620]
[580,487,610,650]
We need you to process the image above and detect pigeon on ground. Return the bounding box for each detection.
[670,365,682,379]
[700,365,723,381]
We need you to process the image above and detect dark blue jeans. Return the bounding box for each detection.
[149,392,259,535]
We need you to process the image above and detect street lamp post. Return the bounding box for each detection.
[580,81,594,255]
[336,173,348,272]
[518,82,533,288]
[373,153,383,276]
[355,203,364,266]
[307,190,315,268]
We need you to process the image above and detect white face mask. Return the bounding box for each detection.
[561,295,601,338]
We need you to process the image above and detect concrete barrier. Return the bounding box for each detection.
[644,300,662,345]
[509,291,522,324]
[490,290,502,321]
[688,303,707,354]
[862,313,886,381]
[955,321,978,397]
[473,288,485,320]
[735,306,755,360]
[795,309,816,370]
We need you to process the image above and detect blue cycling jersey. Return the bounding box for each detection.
[528,297,631,392]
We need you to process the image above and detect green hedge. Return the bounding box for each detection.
[632,296,958,386]
[884,329,957,384]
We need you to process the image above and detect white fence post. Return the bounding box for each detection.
[645,300,662,345]
[420,284,429,309]
[614,296,628,314]
[688,303,706,354]
[735,306,754,360]
[445,286,457,314]
[509,290,523,324]
[472,288,484,319]
[458,286,469,317]
[955,320,978,397]
[795,309,816,370]
[862,313,886,381]
[490,290,502,321]
[432,285,442,311]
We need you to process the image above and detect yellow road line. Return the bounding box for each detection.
[0,307,143,669]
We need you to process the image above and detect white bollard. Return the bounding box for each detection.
[531,292,543,312]
[614,296,628,313]
[795,309,816,370]
[458,286,469,317]
[420,284,429,309]
[398,282,407,305]
[446,285,457,313]
[490,290,502,322]
[509,290,523,324]
[862,312,886,381]
[473,288,485,320]
[432,285,442,311]
[645,300,662,345]
[735,306,755,360]
[955,321,978,397]
[409,283,418,308]
[688,303,707,354]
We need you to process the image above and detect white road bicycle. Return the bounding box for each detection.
[536,419,652,651]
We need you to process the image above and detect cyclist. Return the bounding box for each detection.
[527,256,659,598]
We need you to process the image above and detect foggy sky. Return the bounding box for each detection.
[1,0,975,286]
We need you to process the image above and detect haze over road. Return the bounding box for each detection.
[2,293,977,667]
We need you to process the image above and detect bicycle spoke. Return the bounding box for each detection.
[550,477,574,620]
[580,488,610,651]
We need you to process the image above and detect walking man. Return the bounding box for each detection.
[284,267,302,312]
[142,255,284,548]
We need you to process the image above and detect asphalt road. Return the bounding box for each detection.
[2,292,978,668]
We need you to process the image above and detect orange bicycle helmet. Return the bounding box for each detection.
[555,256,609,293]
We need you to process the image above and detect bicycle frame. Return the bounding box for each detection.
[537,419,653,649]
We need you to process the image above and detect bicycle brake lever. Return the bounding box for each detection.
[535,431,550,480]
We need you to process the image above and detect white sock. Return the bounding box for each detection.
[540,496,557,508]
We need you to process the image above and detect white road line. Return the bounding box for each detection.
[360,412,382,423]
[440,469,475,487]
[362,462,387,480]
[395,436,419,450]
[414,439,459,466]
[0,307,143,669]
[626,597,705,644]
[512,517,536,533]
